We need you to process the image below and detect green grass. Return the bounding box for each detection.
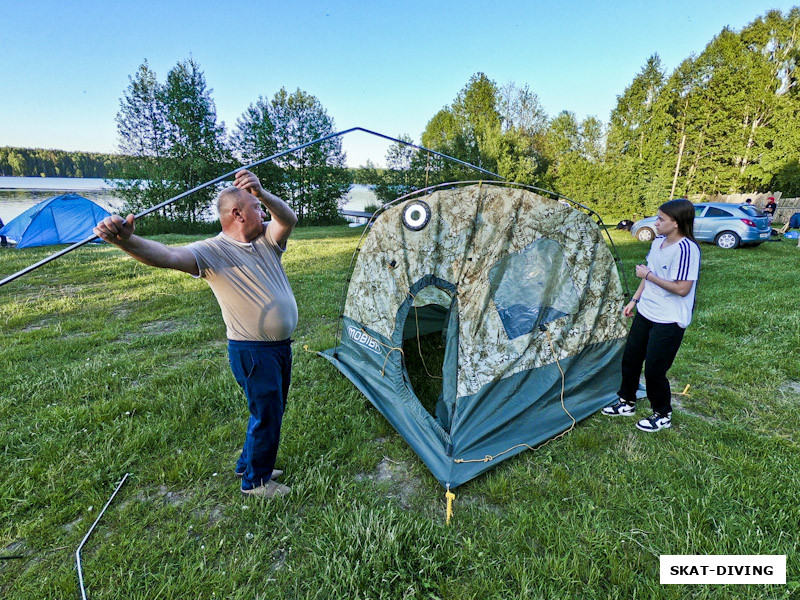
[1,227,798,599]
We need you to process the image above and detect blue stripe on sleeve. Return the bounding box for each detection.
[678,240,689,280]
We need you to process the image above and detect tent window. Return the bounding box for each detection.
[489,238,579,340]
[412,286,451,308]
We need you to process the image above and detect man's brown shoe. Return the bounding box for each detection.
[240,480,291,498]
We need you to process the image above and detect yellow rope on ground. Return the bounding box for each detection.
[445,484,456,525]
[453,329,576,464]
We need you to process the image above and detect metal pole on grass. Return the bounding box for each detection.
[76,473,129,600]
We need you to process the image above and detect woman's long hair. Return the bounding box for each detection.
[659,199,698,245]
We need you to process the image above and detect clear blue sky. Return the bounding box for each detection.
[1,0,797,168]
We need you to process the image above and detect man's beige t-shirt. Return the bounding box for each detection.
[187,227,298,342]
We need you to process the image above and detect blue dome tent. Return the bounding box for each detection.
[0,194,111,248]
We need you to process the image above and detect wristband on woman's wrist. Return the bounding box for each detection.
[631,298,639,303]
[645,271,652,281]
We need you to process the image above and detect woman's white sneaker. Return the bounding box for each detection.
[601,399,636,416]
[636,412,672,432]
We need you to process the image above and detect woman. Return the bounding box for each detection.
[602,199,700,432]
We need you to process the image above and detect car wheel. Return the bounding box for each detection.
[715,231,740,249]
[636,227,655,242]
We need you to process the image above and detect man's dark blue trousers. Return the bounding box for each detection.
[228,339,292,490]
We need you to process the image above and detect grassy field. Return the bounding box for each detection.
[1,225,798,599]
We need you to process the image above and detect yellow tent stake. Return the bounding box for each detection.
[678,384,691,396]
[445,484,455,525]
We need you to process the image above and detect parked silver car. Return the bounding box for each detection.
[630,202,771,249]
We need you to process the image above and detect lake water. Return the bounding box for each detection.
[0,177,377,225]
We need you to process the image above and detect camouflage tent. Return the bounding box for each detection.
[321,183,628,488]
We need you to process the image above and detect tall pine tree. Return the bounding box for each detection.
[113,58,231,222]
[267,88,350,224]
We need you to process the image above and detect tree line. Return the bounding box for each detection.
[0,147,126,178]
[365,8,800,219]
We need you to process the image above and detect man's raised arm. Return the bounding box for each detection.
[94,214,199,276]
[234,170,297,249]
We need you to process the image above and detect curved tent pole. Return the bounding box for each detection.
[331,180,631,354]
[0,128,504,289]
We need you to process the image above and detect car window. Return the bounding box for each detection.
[694,205,706,217]
[740,205,764,217]
[705,207,732,217]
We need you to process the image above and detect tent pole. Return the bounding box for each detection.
[0,128,504,289]
[76,473,129,600]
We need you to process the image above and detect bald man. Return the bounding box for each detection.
[94,169,298,498]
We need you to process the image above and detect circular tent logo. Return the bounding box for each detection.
[402,200,431,231]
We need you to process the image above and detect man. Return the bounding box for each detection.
[764,196,777,223]
[94,169,298,498]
